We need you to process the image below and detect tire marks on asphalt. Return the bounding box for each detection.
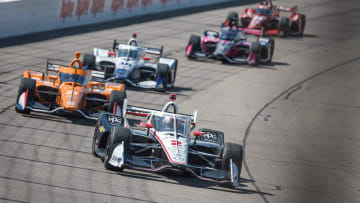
[242,56,360,203]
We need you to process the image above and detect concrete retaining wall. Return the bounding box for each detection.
[0,0,235,39]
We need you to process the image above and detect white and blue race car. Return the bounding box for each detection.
[83,34,177,91]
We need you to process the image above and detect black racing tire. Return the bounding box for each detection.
[112,39,117,51]
[300,14,306,36]
[82,53,97,70]
[92,123,102,158]
[220,143,244,187]
[240,18,251,28]
[15,78,36,114]
[108,90,126,116]
[279,17,290,38]
[185,35,201,58]
[269,38,275,62]
[250,42,260,66]
[157,63,174,91]
[104,126,131,171]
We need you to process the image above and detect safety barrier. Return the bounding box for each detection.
[0,0,236,38]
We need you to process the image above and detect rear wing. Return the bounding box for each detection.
[277,5,297,12]
[46,60,106,81]
[112,38,164,56]
[91,70,105,81]
[46,59,67,74]
[144,46,164,56]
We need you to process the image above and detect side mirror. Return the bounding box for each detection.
[142,56,151,61]
[140,122,153,128]
[193,131,205,136]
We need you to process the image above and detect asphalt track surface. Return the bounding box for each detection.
[0,0,360,202]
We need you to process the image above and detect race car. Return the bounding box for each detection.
[92,94,244,187]
[185,26,274,65]
[15,52,127,120]
[82,33,178,91]
[224,0,306,38]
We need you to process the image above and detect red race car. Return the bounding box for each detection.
[223,0,306,38]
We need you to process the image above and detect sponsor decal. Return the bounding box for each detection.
[107,116,122,124]
[141,0,153,9]
[91,0,105,18]
[29,71,42,76]
[171,140,182,146]
[75,0,90,20]
[106,83,121,88]
[99,126,105,133]
[126,0,139,11]
[111,0,125,15]
[200,132,218,143]
[60,0,75,22]
[61,0,184,22]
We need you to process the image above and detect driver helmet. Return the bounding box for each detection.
[261,1,268,5]
[162,116,174,129]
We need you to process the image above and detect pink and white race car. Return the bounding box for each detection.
[224,0,306,38]
[186,26,274,65]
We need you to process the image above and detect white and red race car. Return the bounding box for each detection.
[224,0,306,38]
[92,94,244,187]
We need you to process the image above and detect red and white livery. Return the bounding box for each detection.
[224,0,306,38]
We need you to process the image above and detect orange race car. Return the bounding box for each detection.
[15,52,127,119]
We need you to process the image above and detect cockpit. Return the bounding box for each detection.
[152,114,191,137]
[220,27,245,41]
[117,48,142,60]
[59,72,89,85]
[255,8,273,15]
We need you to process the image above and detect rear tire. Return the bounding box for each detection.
[108,90,126,116]
[15,78,36,114]
[104,127,131,171]
[300,14,306,36]
[279,17,290,38]
[82,53,97,70]
[185,35,201,58]
[240,18,251,28]
[221,143,243,187]
[112,39,117,51]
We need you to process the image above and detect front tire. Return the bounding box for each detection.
[15,78,36,114]
[104,127,131,171]
[268,38,275,62]
[186,35,201,58]
[249,42,260,66]
[157,63,175,91]
[92,124,101,158]
[221,143,243,187]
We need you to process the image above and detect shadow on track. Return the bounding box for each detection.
[113,170,274,196]
[126,85,194,96]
